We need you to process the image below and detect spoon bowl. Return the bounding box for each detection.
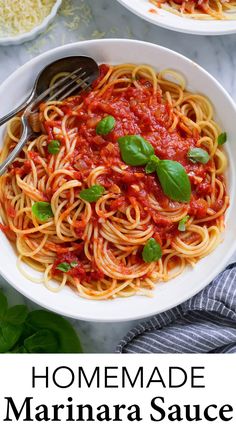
[0,56,99,126]
[35,56,99,95]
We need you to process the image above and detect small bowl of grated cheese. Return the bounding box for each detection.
[0,0,62,46]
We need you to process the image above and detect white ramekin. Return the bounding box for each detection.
[0,0,62,46]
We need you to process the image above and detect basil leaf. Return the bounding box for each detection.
[26,310,83,353]
[48,140,61,155]
[79,185,105,202]
[32,202,53,222]
[145,155,160,174]
[14,322,35,348]
[142,238,162,263]
[118,135,154,166]
[178,215,190,232]
[24,329,59,353]
[56,261,78,272]
[96,116,116,135]
[70,261,78,268]
[56,262,71,273]
[0,287,82,353]
[156,160,191,203]
[11,345,28,353]
[217,132,227,145]
[0,322,23,353]
[188,148,210,164]
[5,305,28,325]
[0,290,8,320]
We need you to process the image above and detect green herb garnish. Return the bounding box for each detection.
[156,160,191,203]
[56,262,71,273]
[96,116,116,135]
[118,135,154,166]
[0,290,82,353]
[178,215,190,232]
[23,330,59,353]
[145,155,160,174]
[118,135,191,203]
[70,261,78,268]
[48,139,61,155]
[217,132,227,145]
[142,238,162,263]
[32,202,53,222]
[0,290,28,353]
[56,261,78,272]
[188,148,210,164]
[79,185,105,203]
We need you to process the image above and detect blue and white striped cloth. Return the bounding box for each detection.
[117,263,236,353]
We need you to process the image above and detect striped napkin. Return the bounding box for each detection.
[117,263,236,353]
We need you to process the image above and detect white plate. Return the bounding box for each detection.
[0,0,62,46]
[0,39,236,322]
[117,0,236,35]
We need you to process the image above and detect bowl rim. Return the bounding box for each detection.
[0,38,236,322]
[0,0,62,45]
[116,0,236,35]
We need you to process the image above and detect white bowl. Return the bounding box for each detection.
[117,0,236,35]
[0,0,62,46]
[0,39,236,322]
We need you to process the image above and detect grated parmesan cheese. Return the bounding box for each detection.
[25,0,120,56]
[0,0,56,36]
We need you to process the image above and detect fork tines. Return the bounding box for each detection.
[27,67,91,113]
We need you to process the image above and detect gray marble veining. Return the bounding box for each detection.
[0,0,236,353]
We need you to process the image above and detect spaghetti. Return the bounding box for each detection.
[150,0,236,20]
[0,63,229,300]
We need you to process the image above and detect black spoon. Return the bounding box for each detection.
[0,56,99,126]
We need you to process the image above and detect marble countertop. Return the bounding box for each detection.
[0,0,236,353]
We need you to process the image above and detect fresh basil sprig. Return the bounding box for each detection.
[145,155,160,174]
[56,262,71,273]
[188,148,210,164]
[56,261,78,273]
[96,116,116,135]
[142,238,162,263]
[48,139,61,155]
[118,135,191,203]
[32,202,53,222]
[70,261,78,268]
[0,290,82,353]
[118,135,154,166]
[0,291,7,317]
[178,215,190,232]
[217,132,227,145]
[23,330,59,353]
[25,310,82,353]
[79,185,105,203]
[0,290,29,353]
